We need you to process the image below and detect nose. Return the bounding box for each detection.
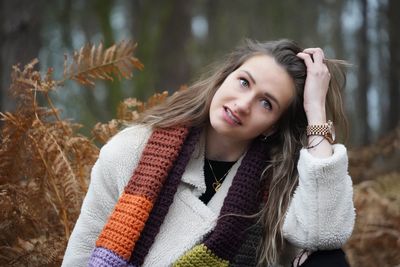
[233,94,252,115]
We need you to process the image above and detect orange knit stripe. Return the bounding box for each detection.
[96,193,153,260]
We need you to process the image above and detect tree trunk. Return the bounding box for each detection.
[356,0,370,145]
[387,0,400,130]
[94,0,122,120]
[0,1,44,112]
[155,0,191,92]
[0,0,4,114]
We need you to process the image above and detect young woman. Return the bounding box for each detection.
[62,39,355,267]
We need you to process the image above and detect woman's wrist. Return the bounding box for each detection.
[306,137,333,158]
[305,116,334,157]
[306,112,326,125]
[304,104,326,124]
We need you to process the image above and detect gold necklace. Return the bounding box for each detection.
[206,159,233,192]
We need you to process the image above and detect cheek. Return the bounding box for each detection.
[209,89,224,116]
[213,78,234,99]
[210,87,226,106]
[209,93,219,111]
[252,112,279,134]
[256,123,270,136]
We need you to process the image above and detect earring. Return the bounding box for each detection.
[261,133,271,143]
[261,129,276,143]
[261,134,269,142]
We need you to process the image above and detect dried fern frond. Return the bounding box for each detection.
[349,126,400,183]
[63,40,144,86]
[116,97,143,122]
[65,136,99,193]
[91,119,122,145]
[0,39,147,266]
[92,91,170,144]
[0,111,38,184]
[344,172,400,266]
[0,235,65,267]
[136,91,169,112]
[117,91,169,120]
[0,184,47,247]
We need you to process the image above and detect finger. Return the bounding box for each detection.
[302,48,325,63]
[302,47,325,58]
[311,50,324,64]
[297,52,314,66]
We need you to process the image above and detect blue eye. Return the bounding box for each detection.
[240,78,249,88]
[261,99,272,110]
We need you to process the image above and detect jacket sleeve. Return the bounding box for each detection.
[282,144,355,250]
[61,125,150,267]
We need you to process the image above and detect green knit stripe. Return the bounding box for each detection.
[173,244,229,267]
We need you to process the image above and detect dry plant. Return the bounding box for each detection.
[91,85,189,144]
[344,172,400,266]
[349,126,400,184]
[0,40,147,266]
[344,127,400,266]
[92,90,169,145]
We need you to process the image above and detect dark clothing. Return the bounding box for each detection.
[297,249,350,267]
[199,159,236,204]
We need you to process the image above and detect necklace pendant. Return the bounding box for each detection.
[213,182,222,192]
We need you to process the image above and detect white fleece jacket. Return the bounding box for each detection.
[62,125,355,267]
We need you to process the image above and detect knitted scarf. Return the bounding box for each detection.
[88,126,268,267]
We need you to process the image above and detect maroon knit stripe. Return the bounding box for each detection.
[204,138,268,261]
[130,128,202,266]
[124,127,188,201]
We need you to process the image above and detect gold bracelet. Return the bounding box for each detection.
[306,120,335,144]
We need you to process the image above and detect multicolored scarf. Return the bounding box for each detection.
[88,126,268,266]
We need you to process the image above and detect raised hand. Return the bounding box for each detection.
[297,48,333,157]
[297,48,330,125]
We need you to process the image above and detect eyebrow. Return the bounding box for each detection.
[240,70,281,109]
[242,70,257,85]
[263,91,281,109]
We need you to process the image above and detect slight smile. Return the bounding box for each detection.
[223,106,242,125]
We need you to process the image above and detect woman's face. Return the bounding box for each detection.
[209,54,295,143]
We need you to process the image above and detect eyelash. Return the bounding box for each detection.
[239,78,250,88]
[239,77,272,111]
[261,99,272,110]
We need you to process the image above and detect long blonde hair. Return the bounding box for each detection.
[137,39,348,266]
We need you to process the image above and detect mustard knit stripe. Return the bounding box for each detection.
[173,244,229,267]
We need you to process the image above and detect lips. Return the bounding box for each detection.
[223,106,242,125]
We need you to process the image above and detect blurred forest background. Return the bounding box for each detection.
[1,0,399,144]
[0,0,399,266]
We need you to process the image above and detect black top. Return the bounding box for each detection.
[199,159,236,204]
